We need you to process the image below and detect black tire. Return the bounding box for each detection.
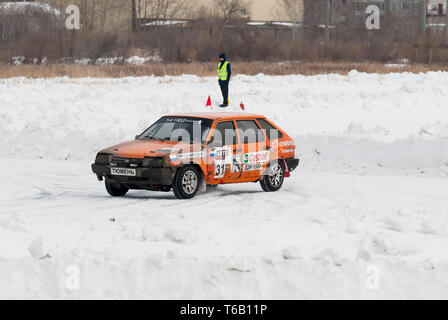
[260,162,285,192]
[105,181,129,197]
[172,165,201,199]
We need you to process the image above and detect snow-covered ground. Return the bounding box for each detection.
[0,72,448,299]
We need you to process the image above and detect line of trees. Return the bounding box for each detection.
[0,0,447,65]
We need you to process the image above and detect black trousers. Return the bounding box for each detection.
[220,85,229,104]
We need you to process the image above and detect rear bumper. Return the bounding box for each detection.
[91,164,176,187]
[284,158,300,172]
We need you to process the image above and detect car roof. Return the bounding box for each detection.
[165,112,265,121]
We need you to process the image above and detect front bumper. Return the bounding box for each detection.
[91,164,176,187]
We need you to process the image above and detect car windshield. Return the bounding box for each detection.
[138,116,213,144]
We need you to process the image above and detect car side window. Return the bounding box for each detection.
[210,121,237,147]
[256,118,284,140]
[236,120,266,144]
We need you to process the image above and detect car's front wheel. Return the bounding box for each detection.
[260,162,285,192]
[105,181,129,197]
[172,165,201,199]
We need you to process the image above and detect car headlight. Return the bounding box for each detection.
[142,157,164,168]
[95,153,112,165]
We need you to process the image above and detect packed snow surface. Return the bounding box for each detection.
[0,72,448,299]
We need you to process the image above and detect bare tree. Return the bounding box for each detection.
[137,0,195,22]
[0,2,61,41]
[44,0,132,33]
[212,0,251,24]
[89,33,119,64]
[132,0,138,32]
[276,0,302,39]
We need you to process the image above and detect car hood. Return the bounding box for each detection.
[100,140,202,158]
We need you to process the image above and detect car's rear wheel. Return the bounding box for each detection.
[172,165,201,199]
[105,181,129,197]
[260,162,285,192]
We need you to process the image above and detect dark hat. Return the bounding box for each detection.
[219,53,227,60]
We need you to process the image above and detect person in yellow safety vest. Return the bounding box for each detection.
[218,53,232,108]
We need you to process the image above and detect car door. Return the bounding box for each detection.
[236,119,269,179]
[206,121,241,184]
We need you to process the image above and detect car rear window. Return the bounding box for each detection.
[256,118,284,140]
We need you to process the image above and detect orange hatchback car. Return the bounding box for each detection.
[92,113,299,199]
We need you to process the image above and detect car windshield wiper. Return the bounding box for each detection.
[141,135,163,141]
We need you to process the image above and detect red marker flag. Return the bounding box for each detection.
[240,102,245,110]
[206,96,212,109]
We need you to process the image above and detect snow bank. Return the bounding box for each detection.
[2,250,448,299]
[74,56,161,66]
[297,135,448,175]
[1,72,448,175]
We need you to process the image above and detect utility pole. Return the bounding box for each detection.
[420,0,427,37]
[324,0,330,44]
[384,0,390,28]
[132,0,138,33]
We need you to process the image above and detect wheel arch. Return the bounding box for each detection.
[176,163,206,192]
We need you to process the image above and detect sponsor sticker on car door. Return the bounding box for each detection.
[242,151,270,171]
[243,151,270,164]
